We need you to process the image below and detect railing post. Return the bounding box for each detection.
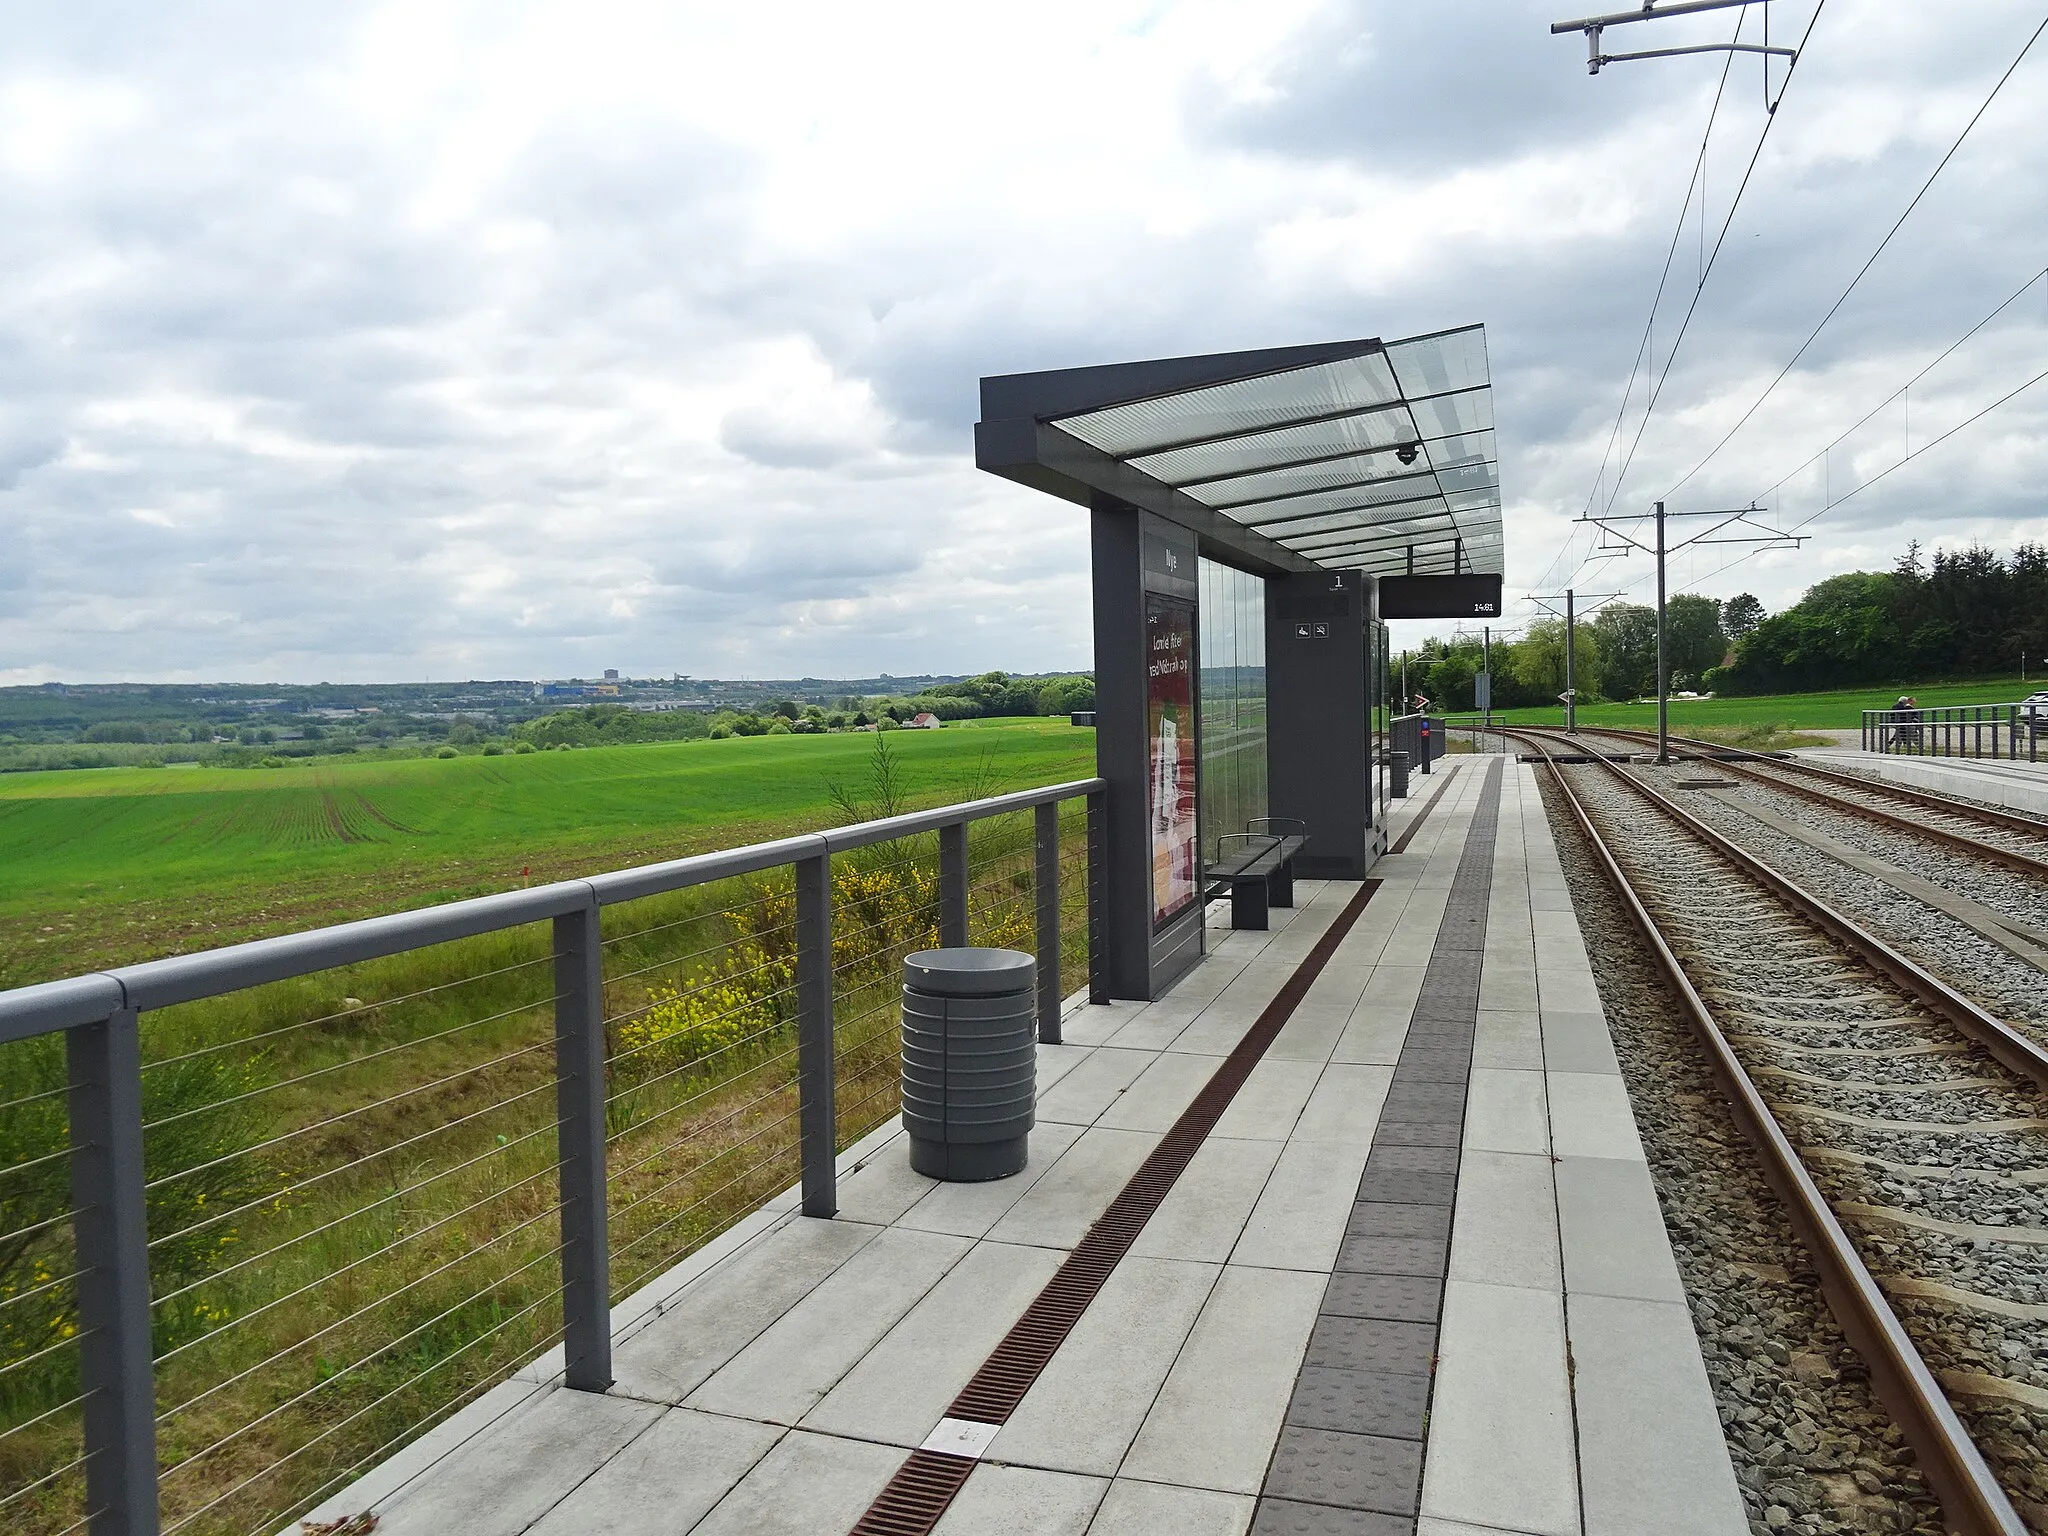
[552,902,612,1392]
[1034,801,1061,1044]
[68,1008,161,1536]
[796,852,837,1218]
[1086,790,1109,1006]
[938,821,969,949]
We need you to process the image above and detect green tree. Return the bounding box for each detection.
[1723,592,1765,639]
[1665,594,1727,688]
[1592,604,1658,699]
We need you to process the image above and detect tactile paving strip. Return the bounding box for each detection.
[1253,759,1503,1535]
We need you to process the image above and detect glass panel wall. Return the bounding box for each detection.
[1197,558,1269,862]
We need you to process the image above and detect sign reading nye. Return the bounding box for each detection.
[1146,596,1199,928]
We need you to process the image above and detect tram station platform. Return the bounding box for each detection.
[1791,745,2048,817]
[286,759,1746,1536]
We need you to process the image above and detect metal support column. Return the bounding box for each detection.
[938,822,969,949]
[69,1008,162,1536]
[552,903,612,1392]
[1033,801,1061,1044]
[1086,791,1109,1005]
[795,853,836,1218]
[1564,589,1577,733]
[1655,500,1671,766]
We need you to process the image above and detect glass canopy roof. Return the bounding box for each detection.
[1046,325,1500,577]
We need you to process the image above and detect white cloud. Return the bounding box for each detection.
[1,0,2043,678]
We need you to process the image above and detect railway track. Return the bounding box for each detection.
[1570,725,2048,879]
[1508,727,2048,1535]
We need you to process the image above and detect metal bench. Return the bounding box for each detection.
[1205,820,1309,930]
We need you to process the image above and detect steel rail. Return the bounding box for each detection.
[1504,727,2029,1535]
[1583,725,2048,847]
[1515,727,2048,1091]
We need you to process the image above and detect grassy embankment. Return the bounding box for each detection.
[0,721,1095,1535]
[1482,676,2038,747]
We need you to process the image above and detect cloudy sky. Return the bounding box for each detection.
[3,0,2044,684]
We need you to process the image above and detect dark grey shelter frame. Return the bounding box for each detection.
[977,325,1504,1000]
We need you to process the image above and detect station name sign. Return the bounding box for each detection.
[1377,573,1504,621]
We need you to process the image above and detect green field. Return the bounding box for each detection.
[0,719,1096,988]
[1484,675,2037,732]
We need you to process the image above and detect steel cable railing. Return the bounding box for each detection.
[0,774,1103,1536]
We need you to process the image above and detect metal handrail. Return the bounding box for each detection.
[1859,702,2042,763]
[0,773,1108,1536]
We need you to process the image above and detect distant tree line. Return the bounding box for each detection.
[1708,542,2047,695]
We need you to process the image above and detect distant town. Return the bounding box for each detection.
[0,671,1096,772]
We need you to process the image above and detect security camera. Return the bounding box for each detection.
[1395,442,1420,466]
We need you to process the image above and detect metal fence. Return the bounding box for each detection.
[1437,714,1508,755]
[1386,714,1447,773]
[1860,702,2043,762]
[0,776,1105,1536]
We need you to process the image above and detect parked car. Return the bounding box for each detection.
[2022,690,2048,739]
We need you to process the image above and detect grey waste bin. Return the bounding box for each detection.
[901,948,1036,1181]
[1389,750,1410,800]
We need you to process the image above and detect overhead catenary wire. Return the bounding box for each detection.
[1550,0,1833,599]
[1661,9,2048,501]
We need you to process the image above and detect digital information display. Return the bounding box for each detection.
[1145,594,1199,929]
[1377,573,1503,620]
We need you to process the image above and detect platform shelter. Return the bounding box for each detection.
[976,326,1505,1000]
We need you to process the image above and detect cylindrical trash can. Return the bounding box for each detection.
[1389,750,1410,800]
[900,948,1036,1181]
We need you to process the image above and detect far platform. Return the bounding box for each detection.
[287,760,1746,1536]
[1793,744,2048,816]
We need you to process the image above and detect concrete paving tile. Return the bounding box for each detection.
[803,1240,1064,1445]
[1539,1008,1620,1075]
[1355,964,1429,1013]
[1268,1004,1350,1063]
[1087,1480,1253,1536]
[1122,1264,1324,1494]
[1570,1292,1750,1536]
[833,1140,941,1225]
[1037,1048,1158,1126]
[611,1217,881,1404]
[1355,1168,1457,1205]
[1035,1043,1096,1093]
[1059,1003,1145,1047]
[689,1426,905,1536]
[897,1120,1085,1238]
[935,1463,1107,1535]
[1330,1007,1411,1067]
[1421,1280,1579,1536]
[1555,1155,1685,1304]
[1212,1057,1324,1141]
[1536,970,1603,1015]
[1303,1315,1434,1375]
[1363,1143,1459,1176]
[686,1226,970,1423]
[525,1407,781,1536]
[1335,1234,1447,1277]
[1447,1150,1560,1292]
[989,1257,1221,1476]
[366,1386,661,1536]
[1232,1138,1372,1271]
[1292,1064,1394,1147]
[1264,1426,1422,1517]
[1547,1070,1645,1162]
[1287,1365,1430,1441]
[1131,1136,1284,1262]
[1347,1201,1451,1242]
[1418,1521,1560,1536]
[1462,1068,1550,1156]
[1472,1009,1543,1070]
[1476,968,1540,1013]
[1171,1001,1271,1058]
[1097,1049,1222,1132]
[294,1379,546,1527]
[1530,907,1585,945]
[1251,1497,1413,1535]
[987,1126,1161,1250]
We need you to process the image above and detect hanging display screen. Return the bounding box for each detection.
[1146,594,1199,928]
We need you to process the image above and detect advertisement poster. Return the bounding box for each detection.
[1146,595,1199,928]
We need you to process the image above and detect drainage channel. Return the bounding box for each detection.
[847,776,1472,1535]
